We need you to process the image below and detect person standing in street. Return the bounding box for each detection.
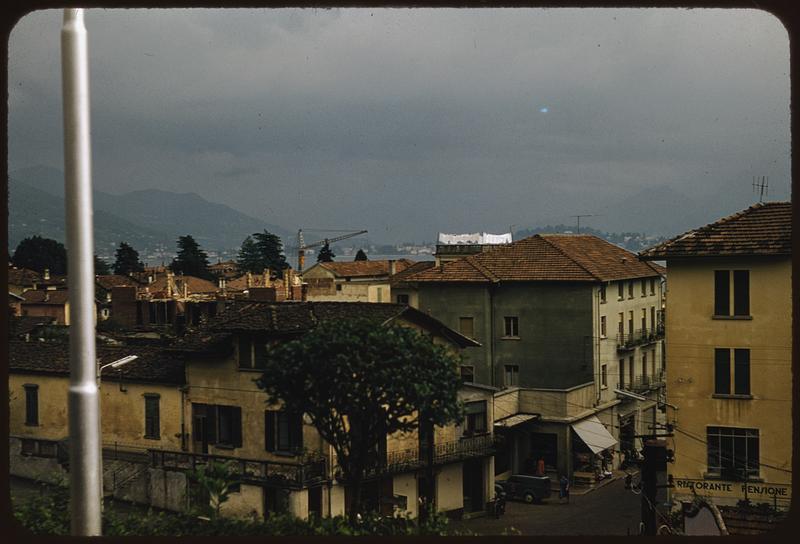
[536,457,546,476]
[559,474,570,504]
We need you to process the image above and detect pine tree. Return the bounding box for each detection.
[94,256,111,275]
[317,242,335,263]
[112,242,144,276]
[12,236,67,275]
[236,231,289,277]
[354,249,368,261]
[170,235,213,280]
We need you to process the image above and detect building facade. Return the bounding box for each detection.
[302,260,414,303]
[640,202,792,510]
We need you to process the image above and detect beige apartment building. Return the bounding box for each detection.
[640,202,792,510]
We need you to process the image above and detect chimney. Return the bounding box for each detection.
[167,271,174,298]
[284,270,291,299]
[246,272,253,289]
[44,268,50,280]
[263,268,270,287]
[183,280,188,299]
[389,259,397,276]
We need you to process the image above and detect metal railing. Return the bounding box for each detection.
[616,324,664,350]
[624,370,666,393]
[149,449,327,489]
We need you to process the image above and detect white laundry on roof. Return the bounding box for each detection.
[437,232,513,245]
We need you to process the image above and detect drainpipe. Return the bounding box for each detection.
[595,284,602,405]
[489,284,496,388]
[62,8,101,536]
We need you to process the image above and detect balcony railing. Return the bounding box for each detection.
[149,449,327,489]
[358,433,496,479]
[616,324,664,351]
[621,370,666,393]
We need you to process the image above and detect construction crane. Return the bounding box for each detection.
[297,229,368,271]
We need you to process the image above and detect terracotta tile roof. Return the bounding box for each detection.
[7,267,42,286]
[7,315,57,337]
[640,202,791,259]
[21,289,70,305]
[313,259,416,278]
[176,301,479,349]
[389,260,436,287]
[147,274,219,296]
[9,340,185,385]
[225,273,278,291]
[406,234,662,283]
[96,274,141,290]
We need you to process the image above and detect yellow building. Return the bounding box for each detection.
[302,260,415,303]
[640,202,792,510]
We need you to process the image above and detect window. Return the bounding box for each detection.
[396,294,409,304]
[464,401,487,436]
[503,316,519,338]
[265,410,303,454]
[459,317,475,338]
[336,283,342,291]
[376,287,383,303]
[600,316,607,338]
[641,278,647,297]
[599,284,607,303]
[650,278,656,296]
[618,313,624,337]
[601,364,608,389]
[460,365,474,383]
[641,309,647,332]
[714,270,750,317]
[618,282,624,300]
[618,359,625,389]
[253,341,267,369]
[707,427,759,480]
[193,403,242,449]
[629,356,634,385]
[24,385,38,426]
[144,394,160,439]
[642,352,648,379]
[714,348,750,396]
[504,365,519,387]
[650,306,656,332]
[628,281,634,299]
[238,336,252,369]
[628,311,634,335]
[239,336,267,370]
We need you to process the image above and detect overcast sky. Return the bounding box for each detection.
[8,8,790,243]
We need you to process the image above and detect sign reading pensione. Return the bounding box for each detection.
[674,479,791,500]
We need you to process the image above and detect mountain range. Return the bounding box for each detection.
[8,165,291,261]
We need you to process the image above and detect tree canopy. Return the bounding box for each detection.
[316,242,335,263]
[113,242,144,276]
[354,249,368,261]
[256,318,464,519]
[170,235,213,280]
[94,256,111,275]
[236,230,289,277]
[12,236,67,275]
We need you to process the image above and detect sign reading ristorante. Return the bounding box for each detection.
[674,479,791,500]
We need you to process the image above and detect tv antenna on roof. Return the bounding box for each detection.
[752,176,769,202]
[570,214,602,234]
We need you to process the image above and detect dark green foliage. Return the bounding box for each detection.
[95,255,112,275]
[256,319,464,518]
[316,242,335,262]
[12,235,67,275]
[236,230,288,277]
[354,249,368,261]
[170,235,213,280]
[113,242,144,275]
[187,461,240,518]
[13,482,461,536]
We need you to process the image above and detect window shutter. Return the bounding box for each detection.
[238,335,252,368]
[733,270,750,316]
[714,348,731,394]
[232,407,242,448]
[714,271,730,316]
[25,386,38,426]
[734,349,750,395]
[265,411,276,452]
[290,412,303,452]
[207,405,217,444]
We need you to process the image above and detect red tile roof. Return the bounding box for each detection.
[640,202,791,259]
[7,267,42,286]
[312,259,416,278]
[147,274,219,296]
[21,289,70,305]
[406,234,663,283]
[96,274,141,290]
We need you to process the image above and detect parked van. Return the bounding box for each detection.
[496,474,552,503]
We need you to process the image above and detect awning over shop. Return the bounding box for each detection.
[571,415,617,454]
[494,413,539,428]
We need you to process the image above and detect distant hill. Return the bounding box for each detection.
[513,224,667,253]
[8,165,291,258]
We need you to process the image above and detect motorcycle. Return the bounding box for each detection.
[488,483,507,518]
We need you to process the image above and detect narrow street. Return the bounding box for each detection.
[451,476,644,536]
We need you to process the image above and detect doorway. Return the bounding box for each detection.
[462,458,485,513]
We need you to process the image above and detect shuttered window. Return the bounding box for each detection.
[238,336,252,368]
[144,394,160,439]
[733,270,750,316]
[217,405,242,448]
[714,348,731,395]
[714,270,730,316]
[24,385,39,426]
[265,410,303,454]
[734,349,751,395]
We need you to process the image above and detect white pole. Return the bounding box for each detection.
[62,8,101,536]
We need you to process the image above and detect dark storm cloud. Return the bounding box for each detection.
[8,8,790,242]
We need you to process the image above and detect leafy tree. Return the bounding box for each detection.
[188,460,240,519]
[113,242,144,276]
[316,242,335,263]
[256,319,464,521]
[12,235,67,275]
[236,230,289,277]
[94,255,111,275]
[354,249,368,261]
[170,235,213,280]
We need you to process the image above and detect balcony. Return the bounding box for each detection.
[616,324,664,351]
[149,449,327,489]
[358,434,496,479]
[623,370,666,394]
